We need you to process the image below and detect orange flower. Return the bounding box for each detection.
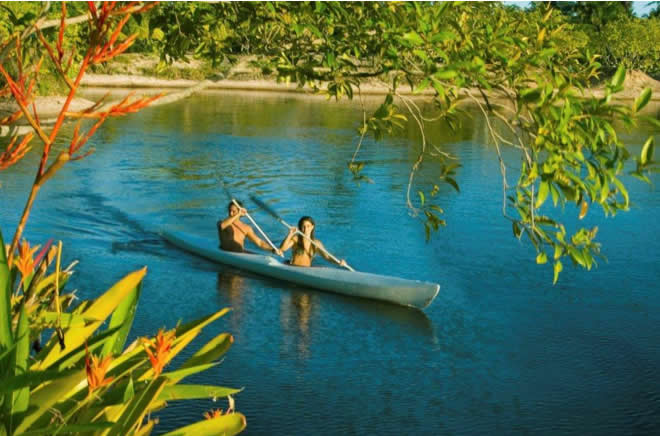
[141,329,175,377]
[14,239,40,283]
[85,345,113,395]
[204,409,225,420]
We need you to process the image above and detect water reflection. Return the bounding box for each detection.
[279,291,316,360]
[216,269,247,333]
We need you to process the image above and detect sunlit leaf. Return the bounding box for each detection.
[578,201,588,220]
[161,413,246,436]
[641,136,654,166]
[535,180,549,209]
[611,65,626,89]
[536,252,548,264]
[158,384,241,402]
[402,31,424,46]
[553,260,563,285]
[0,228,13,352]
[634,88,652,112]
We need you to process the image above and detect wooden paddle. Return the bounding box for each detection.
[221,182,282,257]
[249,195,355,271]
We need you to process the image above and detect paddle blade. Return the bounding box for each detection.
[249,195,282,221]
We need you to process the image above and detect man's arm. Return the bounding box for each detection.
[219,213,241,230]
[246,227,281,255]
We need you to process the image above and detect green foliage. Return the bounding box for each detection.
[598,17,660,75]
[0,236,245,435]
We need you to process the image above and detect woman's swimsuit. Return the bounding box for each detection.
[292,237,316,261]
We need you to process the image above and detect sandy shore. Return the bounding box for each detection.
[2,68,658,133]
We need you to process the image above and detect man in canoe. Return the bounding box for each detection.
[218,200,282,255]
[280,216,348,268]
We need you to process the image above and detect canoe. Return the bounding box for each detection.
[161,230,440,310]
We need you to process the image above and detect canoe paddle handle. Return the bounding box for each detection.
[231,199,282,257]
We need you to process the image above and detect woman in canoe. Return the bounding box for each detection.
[280,216,348,268]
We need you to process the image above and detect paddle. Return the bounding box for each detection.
[249,195,355,271]
[220,182,283,257]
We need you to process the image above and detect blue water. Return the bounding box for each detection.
[1,91,659,434]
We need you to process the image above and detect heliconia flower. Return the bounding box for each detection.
[14,239,40,283]
[85,344,114,395]
[204,409,225,420]
[141,329,175,377]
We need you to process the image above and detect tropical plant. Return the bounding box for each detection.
[1,230,245,435]
[1,2,246,434]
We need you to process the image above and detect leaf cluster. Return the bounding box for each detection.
[0,230,246,436]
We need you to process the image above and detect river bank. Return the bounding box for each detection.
[2,53,660,126]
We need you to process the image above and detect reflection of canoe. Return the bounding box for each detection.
[162,230,440,310]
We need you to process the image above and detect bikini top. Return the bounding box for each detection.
[292,236,316,259]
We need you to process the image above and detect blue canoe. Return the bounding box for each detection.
[162,230,440,310]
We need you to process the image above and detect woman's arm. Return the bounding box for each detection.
[316,240,348,267]
[280,227,297,252]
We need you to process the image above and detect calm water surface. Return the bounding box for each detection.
[1,91,659,435]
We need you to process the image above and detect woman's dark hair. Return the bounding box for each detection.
[296,216,316,255]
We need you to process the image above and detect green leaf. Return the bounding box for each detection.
[0,369,76,394]
[611,65,626,89]
[568,246,586,268]
[402,31,424,46]
[535,181,550,209]
[536,252,548,264]
[553,260,563,285]
[83,267,147,322]
[634,88,652,112]
[161,413,246,436]
[102,281,142,357]
[430,31,456,43]
[179,333,233,370]
[152,28,165,41]
[611,177,629,208]
[444,177,460,192]
[418,191,425,206]
[414,78,430,94]
[20,422,115,435]
[0,228,13,352]
[123,377,135,403]
[37,268,147,369]
[521,87,542,104]
[12,305,30,416]
[163,363,220,384]
[175,308,231,339]
[512,221,522,239]
[641,136,654,166]
[434,70,458,80]
[108,377,168,436]
[14,369,86,433]
[157,385,241,402]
